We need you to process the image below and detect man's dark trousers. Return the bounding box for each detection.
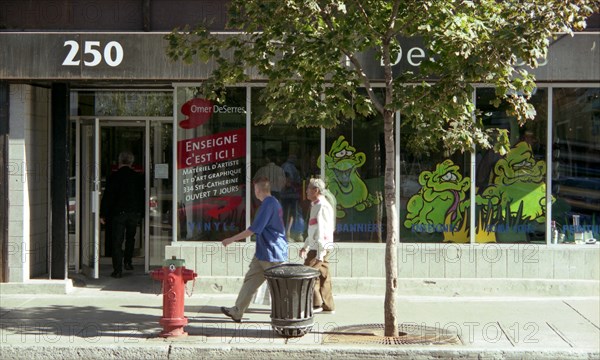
[112,211,140,273]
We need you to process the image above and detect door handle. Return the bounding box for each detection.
[92,191,98,213]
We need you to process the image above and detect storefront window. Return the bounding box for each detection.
[250,88,321,243]
[326,100,385,243]
[400,88,550,244]
[400,127,471,243]
[475,87,548,243]
[552,87,600,244]
[175,87,247,240]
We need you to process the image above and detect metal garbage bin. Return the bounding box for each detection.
[264,263,320,337]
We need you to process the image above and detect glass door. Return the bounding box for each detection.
[98,121,146,274]
[80,119,100,278]
[148,121,173,268]
[77,118,172,277]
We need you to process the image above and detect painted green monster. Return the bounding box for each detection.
[403,159,471,232]
[320,135,381,218]
[479,141,548,222]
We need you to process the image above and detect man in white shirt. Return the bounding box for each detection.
[299,178,336,313]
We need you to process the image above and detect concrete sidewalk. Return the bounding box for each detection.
[1,271,599,359]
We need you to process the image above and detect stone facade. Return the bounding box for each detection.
[7,84,50,282]
[165,242,600,296]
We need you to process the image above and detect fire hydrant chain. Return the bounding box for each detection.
[185,278,196,297]
[153,277,162,296]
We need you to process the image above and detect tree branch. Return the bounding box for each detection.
[345,52,385,114]
[381,1,402,109]
[350,0,383,38]
[316,3,385,114]
[386,0,401,38]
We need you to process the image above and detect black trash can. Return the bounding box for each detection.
[264,263,320,337]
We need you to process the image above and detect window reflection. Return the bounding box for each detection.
[72,91,173,117]
[251,88,321,243]
[475,88,548,243]
[552,88,600,244]
[325,129,385,243]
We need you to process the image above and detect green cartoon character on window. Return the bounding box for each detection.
[320,135,381,218]
[403,159,471,241]
[479,141,548,223]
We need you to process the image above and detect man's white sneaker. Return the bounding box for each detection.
[312,307,323,313]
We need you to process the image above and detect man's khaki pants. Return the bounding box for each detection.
[304,250,335,311]
[229,256,283,319]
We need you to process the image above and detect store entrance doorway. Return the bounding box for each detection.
[73,118,173,278]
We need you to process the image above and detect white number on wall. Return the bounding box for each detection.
[103,41,124,67]
[62,40,80,66]
[62,40,124,67]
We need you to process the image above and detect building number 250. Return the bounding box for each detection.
[62,40,124,67]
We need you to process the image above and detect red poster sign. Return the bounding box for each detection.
[177,128,246,169]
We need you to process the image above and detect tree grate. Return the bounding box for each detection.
[322,323,463,346]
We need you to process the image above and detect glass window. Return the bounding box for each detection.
[475,87,548,243]
[71,91,172,117]
[552,87,600,244]
[325,96,385,243]
[400,126,471,243]
[251,88,321,243]
[149,121,173,265]
[175,87,247,240]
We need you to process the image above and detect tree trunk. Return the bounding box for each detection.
[382,109,398,337]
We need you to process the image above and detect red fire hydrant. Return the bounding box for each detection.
[150,256,198,337]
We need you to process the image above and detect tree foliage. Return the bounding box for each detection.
[167,0,598,155]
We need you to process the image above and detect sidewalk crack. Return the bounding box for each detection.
[497,321,516,347]
[546,321,574,348]
[563,300,600,331]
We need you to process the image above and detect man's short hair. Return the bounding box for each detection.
[118,151,135,166]
[253,176,271,192]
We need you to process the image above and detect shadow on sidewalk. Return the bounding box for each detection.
[187,305,270,315]
[69,263,163,295]
[1,305,160,340]
[1,303,281,342]
[185,324,285,340]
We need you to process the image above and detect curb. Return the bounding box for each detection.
[0,343,598,360]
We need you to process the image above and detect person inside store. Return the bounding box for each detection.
[254,148,286,200]
[220,176,288,322]
[300,178,336,314]
[100,151,145,278]
[281,154,304,241]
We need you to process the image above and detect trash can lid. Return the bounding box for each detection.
[264,263,319,279]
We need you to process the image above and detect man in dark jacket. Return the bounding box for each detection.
[100,151,144,278]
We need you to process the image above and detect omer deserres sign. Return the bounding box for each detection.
[0,32,598,81]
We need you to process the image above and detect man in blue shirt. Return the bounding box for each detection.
[220,176,288,322]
